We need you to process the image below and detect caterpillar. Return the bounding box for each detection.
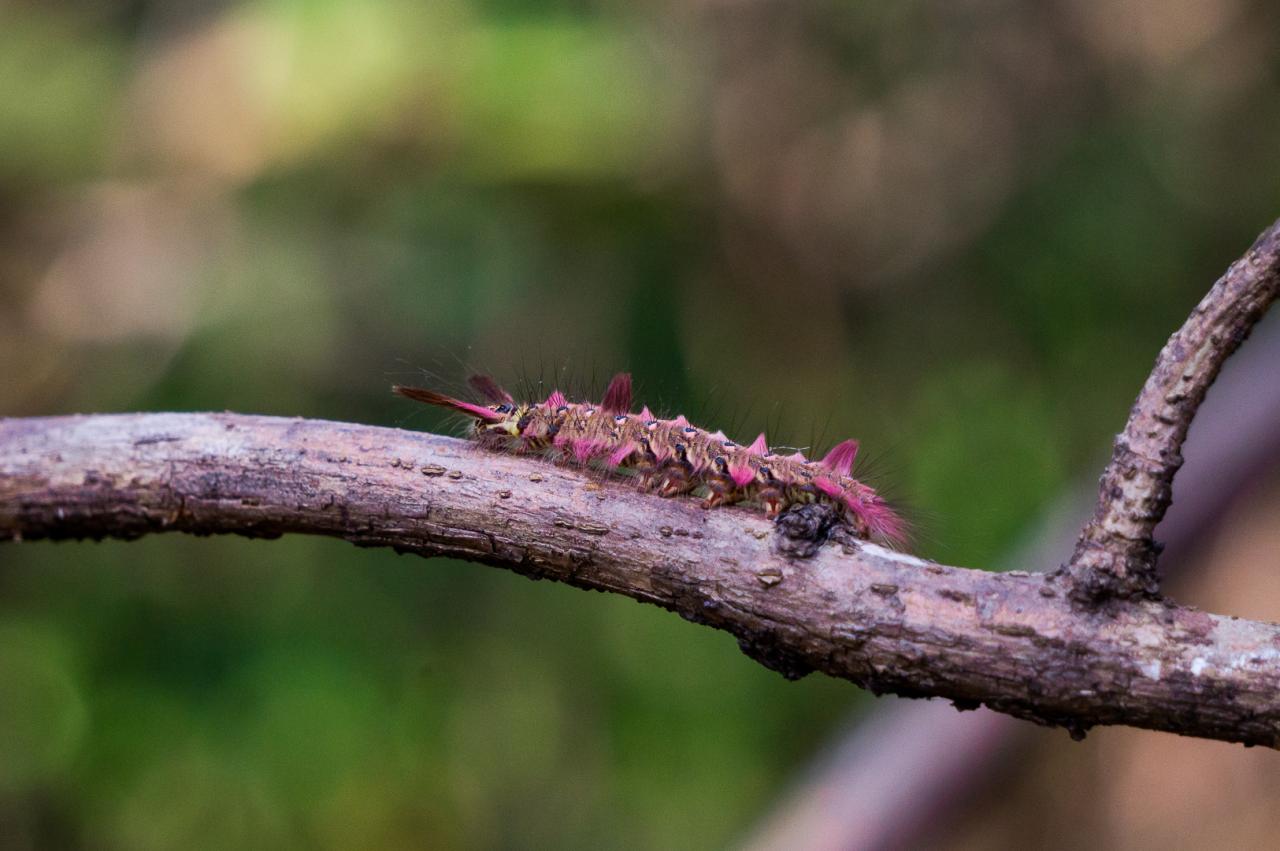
[393,372,905,546]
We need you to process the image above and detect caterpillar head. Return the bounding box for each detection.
[473,402,525,438]
[484,402,565,448]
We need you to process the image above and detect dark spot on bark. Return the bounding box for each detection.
[992,623,1038,638]
[133,434,180,446]
[737,634,813,681]
[1066,721,1091,741]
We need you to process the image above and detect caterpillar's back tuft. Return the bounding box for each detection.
[600,372,632,414]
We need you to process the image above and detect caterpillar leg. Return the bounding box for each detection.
[700,476,738,510]
[757,486,786,519]
[657,466,693,498]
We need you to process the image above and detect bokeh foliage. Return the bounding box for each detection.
[3,0,1280,847]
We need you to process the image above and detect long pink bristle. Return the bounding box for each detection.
[601,372,632,414]
[813,477,843,499]
[467,374,513,405]
[572,438,606,463]
[392,385,504,422]
[820,439,859,478]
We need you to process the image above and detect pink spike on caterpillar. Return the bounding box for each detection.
[606,441,638,467]
[600,372,632,415]
[819,439,859,478]
[393,372,906,546]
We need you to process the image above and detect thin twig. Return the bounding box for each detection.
[1064,218,1280,602]
[3,413,1280,747]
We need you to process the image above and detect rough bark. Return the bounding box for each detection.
[743,311,1280,851]
[1065,219,1280,602]
[4,413,1280,747]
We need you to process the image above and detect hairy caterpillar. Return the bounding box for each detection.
[393,372,905,545]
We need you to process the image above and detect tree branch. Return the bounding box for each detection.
[1065,218,1280,602]
[3,412,1280,747]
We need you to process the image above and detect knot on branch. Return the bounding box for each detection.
[1064,541,1163,605]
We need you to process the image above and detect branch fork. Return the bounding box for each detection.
[1064,219,1280,602]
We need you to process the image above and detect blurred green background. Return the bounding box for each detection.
[2,0,1280,848]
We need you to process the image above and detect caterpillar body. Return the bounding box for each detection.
[393,372,905,545]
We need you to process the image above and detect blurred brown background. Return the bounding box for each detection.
[2,0,1280,848]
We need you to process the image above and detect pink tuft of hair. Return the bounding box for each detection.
[607,441,637,467]
[820,439,859,478]
[729,464,755,487]
[572,438,607,463]
[845,494,908,546]
[813,477,843,499]
[601,373,633,414]
[639,406,654,420]
[746,433,769,456]
[544,390,567,409]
